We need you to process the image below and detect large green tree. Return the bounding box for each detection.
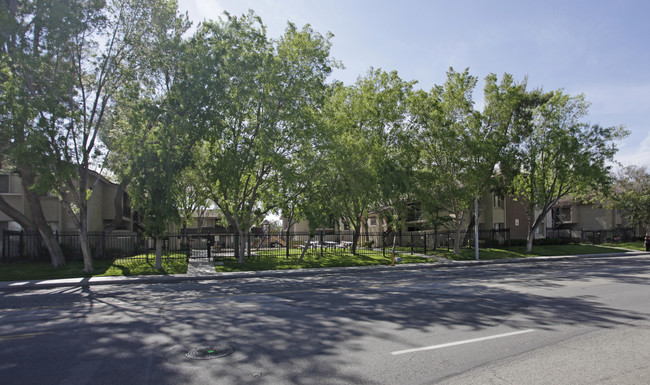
[608,165,650,233]
[0,0,96,267]
[188,12,335,263]
[409,69,528,255]
[106,1,191,268]
[409,68,481,254]
[321,69,414,254]
[503,91,627,252]
[1,0,187,272]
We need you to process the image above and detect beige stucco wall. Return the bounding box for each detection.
[1,171,134,233]
[575,205,619,230]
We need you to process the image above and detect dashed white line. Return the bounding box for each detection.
[391,329,536,355]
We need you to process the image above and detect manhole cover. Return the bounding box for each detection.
[186,344,234,360]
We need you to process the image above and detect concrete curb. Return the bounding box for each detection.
[0,250,646,291]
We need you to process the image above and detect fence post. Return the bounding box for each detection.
[234,232,239,260]
[206,235,211,261]
[434,229,437,251]
[423,232,427,255]
[320,231,324,257]
[410,232,414,254]
[247,232,251,258]
[286,228,290,259]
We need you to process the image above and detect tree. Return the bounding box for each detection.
[0,0,94,267]
[609,166,650,232]
[410,69,529,255]
[106,2,192,269]
[322,69,414,254]
[178,168,210,234]
[190,12,335,263]
[409,68,481,254]
[503,91,627,252]
[1,0,188,272]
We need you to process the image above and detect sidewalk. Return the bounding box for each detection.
[0,250,645,291]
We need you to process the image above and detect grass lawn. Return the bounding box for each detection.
[0,252,188,282]
[602,241,646,251]
[0,243,641,281]
[213,248,432,272]
[430,243,633,261]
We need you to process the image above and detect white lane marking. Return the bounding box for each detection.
[391,329,536,355]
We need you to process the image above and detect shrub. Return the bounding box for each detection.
[362,240,375,248]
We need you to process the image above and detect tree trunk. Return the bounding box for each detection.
[237,228,246,264]
[155,236,163,269]
[453,218,462,255]
[78,167,94,273]
[0,195,33,230]
[391,232,397,265]
[474,195,480,261]
[526,208,537,253]
[526,233,534,253]
[298,235,313,263]
[79,223,94,273]
[19,169,66,267]
[351,229,359,255]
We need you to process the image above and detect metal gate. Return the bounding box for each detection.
[186,234,237,261]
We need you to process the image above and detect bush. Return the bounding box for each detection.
[481,239,501,248]
[362,240,375,248]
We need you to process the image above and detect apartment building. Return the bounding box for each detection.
[0,170,139,235]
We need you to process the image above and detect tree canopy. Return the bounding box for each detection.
[1,3,629,268]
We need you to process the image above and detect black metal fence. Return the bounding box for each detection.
[545,228,636,244]
[2,228,514,264]
[382,229,511,254]
[1,230,145,263]
[3,227,636,264]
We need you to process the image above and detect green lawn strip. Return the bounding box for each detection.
[213,248,432,272]
[428,244,629,261]
[602,242,645,251]
[0,252,188,281]
[100,252,188,276]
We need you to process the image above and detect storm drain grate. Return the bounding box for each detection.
[186,344,234,360]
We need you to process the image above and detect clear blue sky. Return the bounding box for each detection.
[178,0,650,168]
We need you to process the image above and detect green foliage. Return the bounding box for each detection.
[318,69,415,246]
[182,12,336,261]
[608,166,650,230]
[501,90,628,251]
[107,1,193,240]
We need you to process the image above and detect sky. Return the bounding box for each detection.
[178,0,650,168]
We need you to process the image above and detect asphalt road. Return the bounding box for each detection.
[1,253,649,384]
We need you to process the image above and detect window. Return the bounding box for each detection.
[406,203,422,222]
[493,194,503,208]
[0,175,9,194]
[369,218,377,227]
